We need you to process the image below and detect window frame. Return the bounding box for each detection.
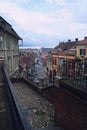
[80,49,86,56]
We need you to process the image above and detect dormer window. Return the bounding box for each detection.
[80,49,86,56]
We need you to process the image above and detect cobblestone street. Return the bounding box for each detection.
[13,82,54,130]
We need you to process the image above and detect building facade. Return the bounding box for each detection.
[77,37,87,59]
[0,16,22,74]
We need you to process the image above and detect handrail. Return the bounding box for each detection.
[2,64,32,130]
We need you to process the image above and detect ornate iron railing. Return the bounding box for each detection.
[63,60,87,88]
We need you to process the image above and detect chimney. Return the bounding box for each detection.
[75,38,78,41]
[68,39,71,42]
[84,36,87,39]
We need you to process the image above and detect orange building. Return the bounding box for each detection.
[51,39,78,77]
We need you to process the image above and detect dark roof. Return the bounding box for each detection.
[0,16,22,40]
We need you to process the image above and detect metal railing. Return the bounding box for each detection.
[63,60,87,88]
[2,64,32,130]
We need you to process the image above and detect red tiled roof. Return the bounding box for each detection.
[58,51,75,57]
[52,41,78,55]
[78,38,87,45]
[42,53,48,59]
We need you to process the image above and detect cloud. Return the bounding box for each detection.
[0,1,56,35]
[45,0,53,4]
[0,0,87,47]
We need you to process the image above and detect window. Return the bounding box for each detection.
[54,59,57,65]
[0,35,3,42]
[80,49,86,56]
[0,35,3,49]
[6,37,10,49]
[52,58,57,65]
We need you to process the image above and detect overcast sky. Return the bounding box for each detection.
[0,0,87,48]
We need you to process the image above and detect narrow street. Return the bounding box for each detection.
[34,62,46,78]
[28,57,51,88]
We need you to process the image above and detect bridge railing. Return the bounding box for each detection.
[2,64,32,130]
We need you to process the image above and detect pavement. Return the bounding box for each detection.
[39,126,63,130]
[33,61,54,88]
[14,82,54,130]
[34,62,46,78]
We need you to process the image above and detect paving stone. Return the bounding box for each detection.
[14,82,54,130]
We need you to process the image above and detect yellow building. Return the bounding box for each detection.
[77,37,87,59]
[0,16,22,74]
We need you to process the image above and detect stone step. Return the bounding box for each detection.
[39,126,64,130]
